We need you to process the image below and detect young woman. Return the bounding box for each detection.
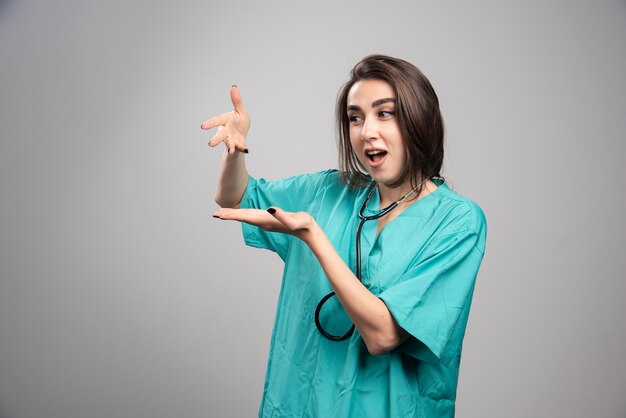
[202,55,487,418]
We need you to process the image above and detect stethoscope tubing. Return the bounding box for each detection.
[313,181,420,341]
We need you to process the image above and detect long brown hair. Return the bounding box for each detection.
[336,55,445,194]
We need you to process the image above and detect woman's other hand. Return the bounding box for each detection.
[213,206,317,242]
[201,85,250,155]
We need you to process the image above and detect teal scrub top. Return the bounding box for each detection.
[240,169,487,418]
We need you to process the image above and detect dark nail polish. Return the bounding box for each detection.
[212,215,220,219]
[232,84,238,88]
[243,148,249,154]
[267,208,276,214]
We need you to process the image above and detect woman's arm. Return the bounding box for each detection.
[304,220,409,355]
[215,150,248,208]
[202,86,250,208]
[213,206,410,355]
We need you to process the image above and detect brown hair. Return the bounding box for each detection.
[336,54,445,194]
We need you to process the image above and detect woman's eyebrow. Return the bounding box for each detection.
[371,97,395,107]
[347,98,396,112]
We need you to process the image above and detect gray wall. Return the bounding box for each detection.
[1,0,625,417]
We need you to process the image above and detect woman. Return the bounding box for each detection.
[203,55,487,418]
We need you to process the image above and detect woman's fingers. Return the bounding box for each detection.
[201,112,230,130]
[230,85,247,114]
[213,208,279,228]
[203,113,246,152]
[202,86,250,153]
[226,139,237,155]
[206,121,248,153]
[224,137,238,155]
[214,207,314,239]
[234,141,249,153]
[267,207,313,232]
[217,134,249,154]
[266,206,289,224]
[208,127,228,147]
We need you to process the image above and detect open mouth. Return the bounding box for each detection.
[366,149,388,165]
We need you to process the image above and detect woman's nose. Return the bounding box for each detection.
[361,117,379,141]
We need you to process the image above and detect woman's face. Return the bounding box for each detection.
[347,79,406,187]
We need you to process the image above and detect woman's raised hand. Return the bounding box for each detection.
[201,85,250,154]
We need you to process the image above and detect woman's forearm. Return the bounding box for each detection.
[304,223,408,355]
[215,150,248,208]
[213,205,408,353]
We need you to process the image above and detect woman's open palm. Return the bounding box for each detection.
[213,207,316,241]
[201,85,250,154]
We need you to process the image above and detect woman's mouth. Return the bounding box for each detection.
[366,149,388,167]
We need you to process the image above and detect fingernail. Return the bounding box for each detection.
[232,84,238,88]
[212,215,220,219]
[243,148,249,154]
[200,124,204,129]
[267,208,276,214]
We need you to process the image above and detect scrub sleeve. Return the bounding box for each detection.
[379,222,486,364]
[239,170,336,259]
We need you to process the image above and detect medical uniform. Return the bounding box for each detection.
[240,169,486,418]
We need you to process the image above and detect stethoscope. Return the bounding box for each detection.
[314,177,433,341]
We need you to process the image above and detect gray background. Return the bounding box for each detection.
[1,0,625,417]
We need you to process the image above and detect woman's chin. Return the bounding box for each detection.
[369,173,396,187]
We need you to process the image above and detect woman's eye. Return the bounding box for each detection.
[348,115,362,124]
[379,110,394,118]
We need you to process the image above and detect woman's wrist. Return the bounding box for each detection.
[301,221,328,255]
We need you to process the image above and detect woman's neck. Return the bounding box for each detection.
[377,182,416,207]
[377,178,437,208]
